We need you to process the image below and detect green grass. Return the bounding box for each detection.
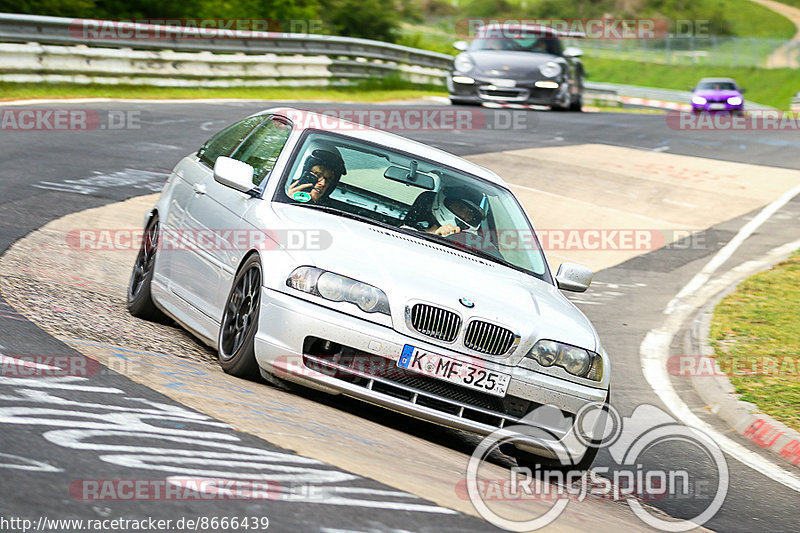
[0,81,446,102]
[709,249,800,432]
[716,0,796,38]
[584,57,800,109]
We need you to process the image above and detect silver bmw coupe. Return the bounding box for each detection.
[127,107,610,471]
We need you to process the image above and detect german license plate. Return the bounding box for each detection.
[709,103,726,110]
[397,344,510,397]
[488,78,516,88]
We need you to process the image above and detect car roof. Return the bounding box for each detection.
[260,107,510,188]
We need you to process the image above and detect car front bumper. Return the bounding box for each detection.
[254,287,608,457]
[692,103,744,113]
[448,75,568,106]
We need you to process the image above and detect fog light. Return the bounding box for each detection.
[452,75,475,84]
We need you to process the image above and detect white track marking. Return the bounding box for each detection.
[667,182,800,313]
[641,180,800,492]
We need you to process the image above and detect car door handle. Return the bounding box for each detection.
[193,183,206,195]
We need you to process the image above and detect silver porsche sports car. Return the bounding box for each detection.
[127,107,610,470]
[448,24,585,111]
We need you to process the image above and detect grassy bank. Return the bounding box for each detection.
[709,250,800,432]
[585,57,800,109]
[0,82,446,103]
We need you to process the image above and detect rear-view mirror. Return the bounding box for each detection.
[384,165,435,190]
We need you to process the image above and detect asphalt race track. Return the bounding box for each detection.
[1,100,799,533]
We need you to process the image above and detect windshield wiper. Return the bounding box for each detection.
[292,203,532,274]
[408,229,527,272]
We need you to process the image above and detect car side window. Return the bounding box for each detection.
[197,115,265,167]
[230,118,292,186]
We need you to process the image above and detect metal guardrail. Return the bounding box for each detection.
[0,13,454,86]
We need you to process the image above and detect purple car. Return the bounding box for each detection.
[691,77,745,114]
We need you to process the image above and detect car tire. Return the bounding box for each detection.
[511,388,611,477]
[569,94,583,112]
[127,214,167,322]
[218,254,263,379]
[550,83,572,111]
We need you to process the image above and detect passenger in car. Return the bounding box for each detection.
[287,149,347,203]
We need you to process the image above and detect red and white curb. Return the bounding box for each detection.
[691,260,800,471]
[481,102,602,112]
[619,96,692,111]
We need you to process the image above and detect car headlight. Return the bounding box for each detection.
[692,95,707,105]
[530,339,560,366]
[727,96,743,106]
[454,54,474,73]
[526,339,603,381]
[287,266,391,315]
[452,75,475,84]
[538,61,562,78]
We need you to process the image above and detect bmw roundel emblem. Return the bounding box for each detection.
[459,298,475,308]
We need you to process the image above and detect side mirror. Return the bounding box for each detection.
[213,156,256,195]
[739,88,746,93]
[453,40,468,51]
[689,87,695,92]
[563,46,583,58]
[555,262,593,292]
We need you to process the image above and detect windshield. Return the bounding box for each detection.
[469,35,561,55]
[276,131,550,279]
[697,81,737,91]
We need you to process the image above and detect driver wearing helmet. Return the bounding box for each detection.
[287,148,347,203]
[427,186,486,237]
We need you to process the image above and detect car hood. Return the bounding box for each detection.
[269,204,599,356]
[693,89,742,99]
[465,50,561,79]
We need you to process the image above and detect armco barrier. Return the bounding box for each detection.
[1,13,779,108]
[0,13,452,87]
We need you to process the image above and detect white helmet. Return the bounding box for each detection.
[431,186,486,231]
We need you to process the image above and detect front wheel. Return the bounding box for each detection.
[218,254,263,379]
[569,94,583,112]
[127,214,167,322]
